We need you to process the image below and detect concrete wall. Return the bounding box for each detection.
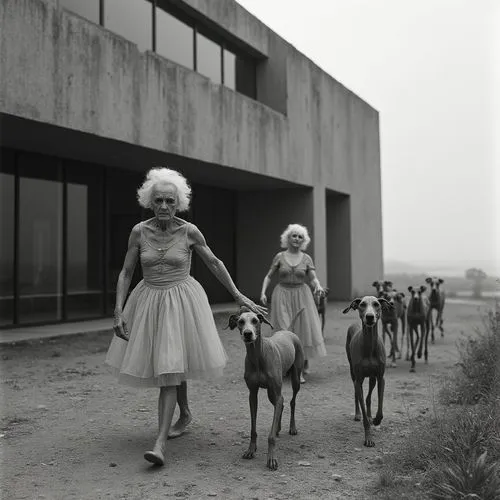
[0,0,383,299]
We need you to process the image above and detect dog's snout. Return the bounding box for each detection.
[365,313,375,324]
[242,329,255,342]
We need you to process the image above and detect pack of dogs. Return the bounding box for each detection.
[226,277,446,469]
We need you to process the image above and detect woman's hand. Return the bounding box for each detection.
[113,312,129,342]
[237,294,268,316]
[260,293,268,306]
[313,284,325,298]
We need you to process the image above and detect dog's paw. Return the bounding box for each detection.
[372,415,383,426]
[242,449,256,460]
[354,414,361,421]
[267,457,278,470]
[289,427,297,435]
[364,438,375,447]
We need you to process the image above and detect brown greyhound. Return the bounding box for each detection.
[227,307,305,470]
[381,290,407,365]
[407,285,430,372]
[372,280,394,297]
[425,277,445,343]
[343,295,392,447]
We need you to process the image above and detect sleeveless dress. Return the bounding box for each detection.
[105,219,228,387]
[269,252,327,359]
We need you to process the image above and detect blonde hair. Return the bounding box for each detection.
[137,167,191,212]
[280,223,311,250]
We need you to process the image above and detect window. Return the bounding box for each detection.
[196,32,222,84]
[66,165,104,319]
[60,0,100,24]
[156,5,194,69]
[235,55,257,99]
[105,0,153,52]
[18,154,63,323]
[223,49,236,90]
[0,150,15,326]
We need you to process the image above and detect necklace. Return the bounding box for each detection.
[145,220,176,253]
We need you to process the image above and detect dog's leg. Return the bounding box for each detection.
[405,317,410,361]
[424,318,430,364]
[266,386,284,471]
[242,388,258,460]
[409,324,416,372]
[393,320,400,359]
[389,322,397,368]
[417,321,424,359]
[429,309,435,344]
[321,312,325,339]
[365,376,376,423]
[276,404,284,437]
[438,306,444,336]
[372,373,385,427]
[350,364,361,420]
[289,364,301,435]
[355,378,375,447]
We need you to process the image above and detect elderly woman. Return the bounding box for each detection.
[105,167,266,466]
[260,223,327,383]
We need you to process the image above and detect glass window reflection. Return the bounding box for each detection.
[66,165,104,319]
[156,6,194,69]
[223,49,236,90]
[105,0,153,52]
[0,149,15,326]
[196,32,222,84]
[18,154,63,323]
[60,0,100,24]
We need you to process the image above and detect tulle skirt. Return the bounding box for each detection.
[270,283,327,359]
[105,277,228,387]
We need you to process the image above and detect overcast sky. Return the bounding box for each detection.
[237,0,499,276]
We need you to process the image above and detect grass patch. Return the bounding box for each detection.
[376,303,500,500]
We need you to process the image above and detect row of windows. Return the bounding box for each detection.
[0,148,237,327]
[60,0,257,99]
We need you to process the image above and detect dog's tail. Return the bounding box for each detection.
[287,308,305,332]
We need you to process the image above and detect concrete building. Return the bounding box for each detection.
[0,0,383,328]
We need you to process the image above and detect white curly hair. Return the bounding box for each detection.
[137,167,192,212]
[280,223,311,250]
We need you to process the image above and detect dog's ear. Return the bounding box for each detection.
[372,281,379,287]
[257,314,273,329]
[425,277,432,284]
[384,280,393,287]
[342,298,362,314]
[438,278,444,284]
[225,314,239,330]
[408,286,413,293]
[420,285,427,293]
[379,298,394,311]
[397,292,405,299]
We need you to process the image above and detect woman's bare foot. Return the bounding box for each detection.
[144,443,166,466]
[168,412,192,439]
[303,359,310,375]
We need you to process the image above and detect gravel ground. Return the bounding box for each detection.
[0,299,490,500]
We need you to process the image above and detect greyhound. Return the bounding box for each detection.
[407,286,430,372]
[381,290,408,365]
[343,295,392,447]
[425,277,445,342]
[372,280,394,297]
[227,307,305,471]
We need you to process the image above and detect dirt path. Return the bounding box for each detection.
[0,300,491,500]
